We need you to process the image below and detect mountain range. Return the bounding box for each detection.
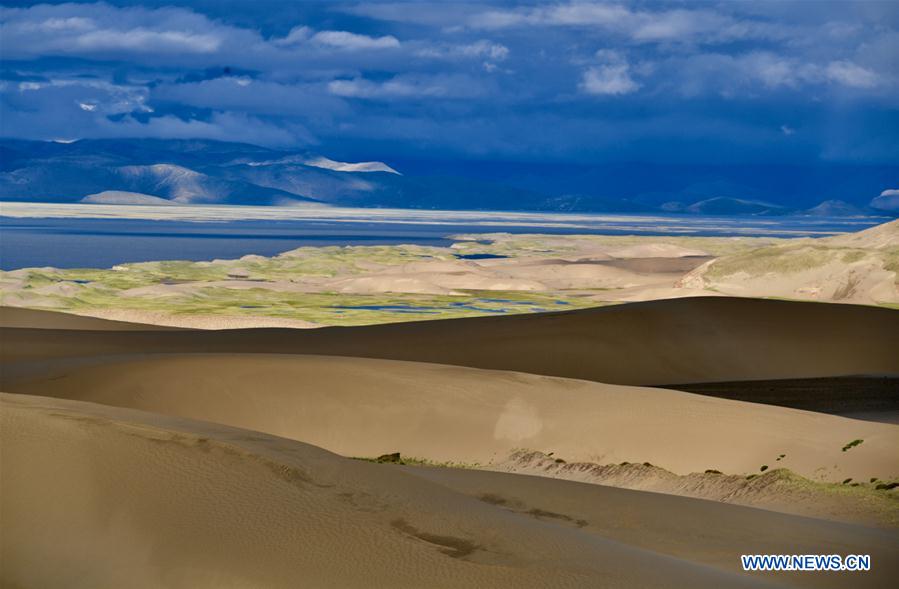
[0,138,895,216]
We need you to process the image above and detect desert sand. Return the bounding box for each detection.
[4,352,898,525]
[2,262,898,587]
[3,393,897,589]
[0,306,178,330]
[4,353,896,483]
[3,297,897,386]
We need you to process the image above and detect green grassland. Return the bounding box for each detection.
[0,241,606,326]
[705,243,898,280]
[450,232,781,258]
[3,232,894,325]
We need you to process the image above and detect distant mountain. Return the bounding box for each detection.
[1,138,896,215]
[0,138,547,210]
[303,157,400,174]
[801,200,867,217]
[870,189,899,213]
[682,197,791,216]
[81,191,177,205]
[0,140,326,206]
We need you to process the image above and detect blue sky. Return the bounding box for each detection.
[1,1,897,166]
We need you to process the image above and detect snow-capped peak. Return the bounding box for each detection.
[303,156,400,175]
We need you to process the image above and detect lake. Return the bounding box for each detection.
[0,202,890,270]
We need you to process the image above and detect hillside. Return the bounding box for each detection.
[0,138,546,209]
[679,220,899,305]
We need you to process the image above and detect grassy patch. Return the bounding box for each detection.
[705,244,838,278]
[351,453,481,469]
[842,439,864,452]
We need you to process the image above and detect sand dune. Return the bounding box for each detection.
[491,260,667,290]
[0,306,180,331]
[5,353,896,485]
[2,297,897,387]
[3,393,896,589]
[825,219,899,249]
[5,353,898,526]
[494,450,898,528]
[679,220,899,305]
[409,466,899,589]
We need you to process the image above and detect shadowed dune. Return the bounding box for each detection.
[4,353,897,488]
[3,393,897,589]
[5,353,898,525]
[661,376,899,415]
[0,307,181,331]
[2,297,898,386]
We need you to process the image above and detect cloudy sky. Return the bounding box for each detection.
[1,1,897,165]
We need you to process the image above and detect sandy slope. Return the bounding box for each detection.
[2,297,897,386]
[408,466,899,589]
[678,220,899,305]
[3,393,896,589]
[825,219,899,249]
[0,306,180,330]
[5,353,897,487]
[71,308,321,329]
[492,450,898,528]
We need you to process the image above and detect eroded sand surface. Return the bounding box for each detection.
[4,352,898,526]
[3,393,898,589]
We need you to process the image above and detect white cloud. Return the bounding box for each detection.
[417,40,509,61]
[6,78,152,115]
[870,188,899,212]
[469,2,789,46]
[272,25,312,47]
[780,125,795,136]
[744,52,801,88]
[0,3,403,70]
[477,3,628,28]
[666,52,883,96]
[0,4,236,56]
[825,60,878,88]
[580,51,639,96]
[75,28,222,53]
[581,65,639,95]
[311,30,400,50]
[328,74,481,99]
[153,78,348,116]
[105,111,306,146]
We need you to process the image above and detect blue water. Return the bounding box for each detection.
[0,218,455,270]
[0,212,888,270]
[455,253,509,260]
[335,299,610,314]
[333,300,569,313]
[333,305,441,314]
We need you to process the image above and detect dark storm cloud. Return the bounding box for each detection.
[0,1,896,162]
